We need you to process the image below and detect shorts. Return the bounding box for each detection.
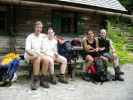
[102,52,113,61]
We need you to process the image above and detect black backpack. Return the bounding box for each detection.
[58,41,73,59]
[94,58,114,83]
[95,58,107,82]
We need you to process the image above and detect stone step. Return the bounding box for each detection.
[127,48,133,51]
[127,37,133,40]
[126,44,133,48]
[127,34,133,37]
[127,40,133,42]
[127,41,133,44]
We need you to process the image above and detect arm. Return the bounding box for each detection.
[109,40,116,54]
[25,35,39,56]
[53,39,58,56]
[25,36,34,56]
[96,38,105,52]
[41,38,49,54]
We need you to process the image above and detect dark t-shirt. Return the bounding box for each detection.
[85,39,99,57]
[98,37,110,54]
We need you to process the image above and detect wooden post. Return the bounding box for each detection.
[8,5,16,52]
[131,10,133,23]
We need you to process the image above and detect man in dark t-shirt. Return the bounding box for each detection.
[97,29,124,81]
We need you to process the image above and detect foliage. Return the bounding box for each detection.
[107,20,133,64]
[119,0,133,10]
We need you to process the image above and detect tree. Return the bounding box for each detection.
[119,0,133,23]
[119,0,133,13]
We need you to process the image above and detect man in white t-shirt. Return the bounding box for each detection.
[25,21,50,90]
[41,27,68,84]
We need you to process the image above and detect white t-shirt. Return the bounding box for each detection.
[42,37,58,57]
[24,33,47,60]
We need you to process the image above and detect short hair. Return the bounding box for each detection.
[100,29,106,33]
[34,21,43,27]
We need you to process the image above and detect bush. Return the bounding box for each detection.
[107,20,133,64]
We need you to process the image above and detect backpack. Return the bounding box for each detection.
[0,59,19,86]
[1,52,19,65]
[0,53,20,86]
[94,58,115,83]
[86,64,96,75]
[71,38,81,47]
[94,58,108,82]
[58,41,73,59]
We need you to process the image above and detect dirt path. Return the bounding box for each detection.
[0,64,133,100]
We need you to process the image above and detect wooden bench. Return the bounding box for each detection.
[0,36,85,80]
[18,56,84,79]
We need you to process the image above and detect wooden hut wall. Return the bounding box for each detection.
[14,6,51,53]
[15,6,52,36]
[0,4,105,54]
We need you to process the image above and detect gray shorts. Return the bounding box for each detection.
[102,53,113,61]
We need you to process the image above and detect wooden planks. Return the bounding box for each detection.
[0,36,26,55]
[0,36,10,55]
[15,36,25,54]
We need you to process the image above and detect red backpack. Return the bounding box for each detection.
[86,64,96,75]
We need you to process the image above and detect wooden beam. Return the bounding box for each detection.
[0,0,133,19]
[8,5,16,51]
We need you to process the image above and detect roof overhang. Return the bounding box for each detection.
[58,0,127,12]
[0,0,132,19]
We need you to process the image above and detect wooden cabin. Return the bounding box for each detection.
[0,0,128,55]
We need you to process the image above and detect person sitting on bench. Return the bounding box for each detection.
[41,27,68,84]
[97,29,124,81]
[24,21,50,90]
[82,30,99,80]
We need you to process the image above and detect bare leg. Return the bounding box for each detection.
[41,56,49,75]
[40,56,50,88]
[30,56,41,90]
[46,56,57,85]
[55,55,67,74]
[55,55,68,84]
[47,56,55,75]
[83,55,94,72]
[32,57,41,75]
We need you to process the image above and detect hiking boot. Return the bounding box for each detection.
[81,72,91,82]
[115,66,124,75]
[49,74,57,85]
[31,75,39,90]
[59,74,68,84]
[40,75,50,88]
[115,74,124,81]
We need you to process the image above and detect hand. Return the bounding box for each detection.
[112,52,117,57]
[28,53,38,60]
[54,53,58,58]
[32,53,39,58]
[95,48,99,52]
[112,49,116,54]
[99,47,105,51]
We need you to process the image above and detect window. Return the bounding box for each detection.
[0,11,6,33]
[61,17,71,33]
[52,11,77,34]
